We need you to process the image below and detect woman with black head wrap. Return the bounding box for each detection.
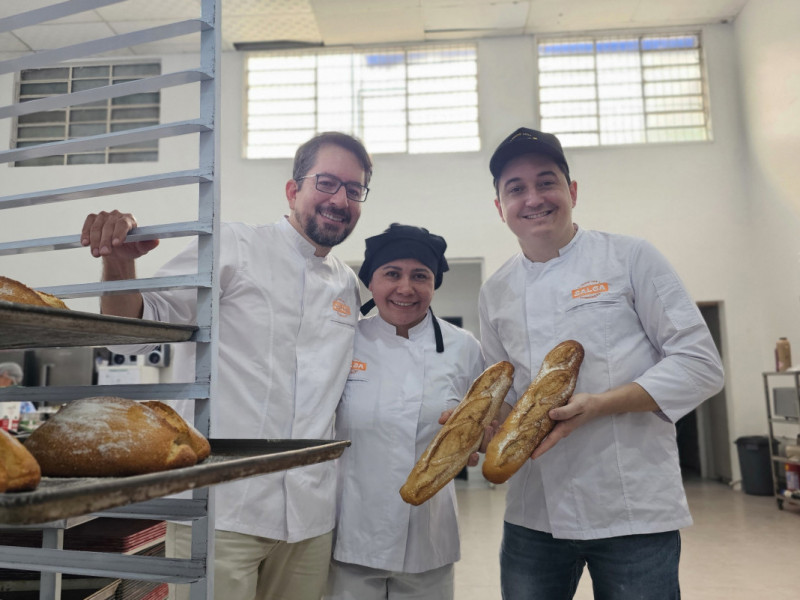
[325,224,485,600]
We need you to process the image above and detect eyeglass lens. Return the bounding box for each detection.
[315,174,366,202]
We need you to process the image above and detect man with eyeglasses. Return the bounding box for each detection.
[80,131,372,600]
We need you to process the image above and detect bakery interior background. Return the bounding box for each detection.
[0,0,799,489]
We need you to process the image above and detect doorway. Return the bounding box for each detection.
[677,303,731,482]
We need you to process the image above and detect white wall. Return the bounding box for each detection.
[733,0,800,446]
[1,15,797,478]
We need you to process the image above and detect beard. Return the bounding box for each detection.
[297,205,354,248]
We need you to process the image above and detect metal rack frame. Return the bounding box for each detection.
[0,0,221,598]
[762,371,800,510]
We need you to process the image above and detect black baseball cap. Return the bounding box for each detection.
[489,127,570,182]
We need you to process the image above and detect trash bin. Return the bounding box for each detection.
[735,436,773,495]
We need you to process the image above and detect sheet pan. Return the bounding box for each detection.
[0,301,196,349]
[0,439,350,526]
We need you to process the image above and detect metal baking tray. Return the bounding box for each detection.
[0,301,197,349]
[0,439,350,526]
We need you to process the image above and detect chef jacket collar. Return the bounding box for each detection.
[521,224,583,270]
[363,304,444,353]
[279,215,321,259]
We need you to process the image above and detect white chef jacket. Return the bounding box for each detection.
[333,312,484,573]
[478,226,724,540]
[140,217,360,542]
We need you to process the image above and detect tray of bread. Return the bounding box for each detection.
[0,301,197,349]
[0,397,350,525]
[0,276,197,349]
[0,437,350,526]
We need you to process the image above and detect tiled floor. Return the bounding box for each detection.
[454,474,800,599]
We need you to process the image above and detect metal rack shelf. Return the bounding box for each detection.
[762,370,800,510]
[0,0,224,598]
[0,440,349,527]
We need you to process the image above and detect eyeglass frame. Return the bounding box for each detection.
[295,173,369,203]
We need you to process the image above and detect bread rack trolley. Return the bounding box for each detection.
[0,1,350,598]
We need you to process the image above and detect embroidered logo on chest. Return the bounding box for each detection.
[572,280,609,299]
[350,360,367,374]
[332,298,351,317]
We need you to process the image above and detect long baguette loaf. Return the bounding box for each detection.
[400,361,514,506]
[24,397,206,477]
[482,340,584,484]
[0,428,41,492]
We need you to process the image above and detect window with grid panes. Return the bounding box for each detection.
[537,33,710,147]
[245,44,479,158]
[13,62,161,166]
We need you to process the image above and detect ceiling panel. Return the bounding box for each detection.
[225,13,321,49]
[95,0,201,20]
[0,32,30,53]
[423,2,529,35]
[13,23,119,51]
[0,0,751,57]
[314,2,425,46]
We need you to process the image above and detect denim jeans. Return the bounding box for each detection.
[499,522,681,600]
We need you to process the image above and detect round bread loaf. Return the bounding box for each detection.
[24,397,205,477]
[0,275,68,309]
[0,276,49,307]
[143,401,211,461]
[0,428,41,492]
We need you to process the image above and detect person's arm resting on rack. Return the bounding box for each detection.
[80,209,159,319]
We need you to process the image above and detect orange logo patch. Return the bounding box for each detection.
[350,360,367,373]
[332,298,351,317]
[572,281,609,299]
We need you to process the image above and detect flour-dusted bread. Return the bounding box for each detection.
[400,361,514,506]
[0,428,41,492]
[142,401,211,461]
[24,397,206,477]
[483,340,584,484]
[0,275,68,309]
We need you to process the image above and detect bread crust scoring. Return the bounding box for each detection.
[482,340,584,484]
[400,361,514,505]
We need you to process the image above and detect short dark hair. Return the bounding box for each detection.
[293,132,373,188]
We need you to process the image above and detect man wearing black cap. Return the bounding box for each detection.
[479,128,724,599]
[327,223,484,600]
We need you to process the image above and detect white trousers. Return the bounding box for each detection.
[166,522,333,600]
[324,559,454,600]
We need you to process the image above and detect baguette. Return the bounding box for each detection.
[0,428,41,492]
[24,397,205,477]
[482,340,584,484]
[400,361,514,506]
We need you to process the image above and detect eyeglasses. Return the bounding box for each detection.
[296,173,369,203]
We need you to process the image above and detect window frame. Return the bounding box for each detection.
[12,60,162,167]
[535,30,712,148]
[243,43,481,159]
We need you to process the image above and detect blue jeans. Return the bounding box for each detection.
[500,522,681,600]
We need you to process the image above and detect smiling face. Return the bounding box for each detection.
[368,258,435,338]
[286,144,365,256]
[494,153,578,261]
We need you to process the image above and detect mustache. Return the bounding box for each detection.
[318,204,350,223]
